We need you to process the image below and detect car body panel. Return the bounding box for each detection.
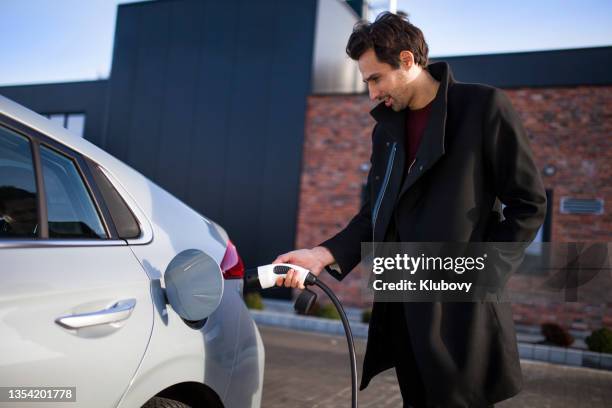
[117,280,264,408]
[0,245,153,408]
[0,95,264,408]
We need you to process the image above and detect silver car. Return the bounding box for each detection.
[0,95,264,408]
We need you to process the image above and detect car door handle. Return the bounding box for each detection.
[55,298,137,329]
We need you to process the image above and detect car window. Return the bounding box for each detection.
[88,162,141,239]
[0,126,39,238]
[40,145,106,239]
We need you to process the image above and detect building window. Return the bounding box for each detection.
[43,113,86,138]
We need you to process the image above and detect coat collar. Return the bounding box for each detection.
[369,61,454,159]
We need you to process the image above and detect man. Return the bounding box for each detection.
[274,12,546,408]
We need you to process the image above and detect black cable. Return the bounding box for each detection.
[308,275,358,408]
[245,269,358,407]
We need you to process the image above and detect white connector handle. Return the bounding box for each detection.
[257,263,310,289]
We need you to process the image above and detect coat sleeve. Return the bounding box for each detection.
[483,89,547,243]
[317,128,377,281]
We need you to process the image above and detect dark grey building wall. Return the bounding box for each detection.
[0,80,108,145]
[432,46,612,88]
[103,0,317,274]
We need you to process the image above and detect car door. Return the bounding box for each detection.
[0,119,153,408]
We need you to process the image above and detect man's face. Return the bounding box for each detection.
[358,48,416,111]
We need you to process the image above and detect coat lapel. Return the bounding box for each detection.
[370,61,454,204]
[368,106,405,241]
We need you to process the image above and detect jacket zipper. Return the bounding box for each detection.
[407,158,417,174]
[372,142,397,236]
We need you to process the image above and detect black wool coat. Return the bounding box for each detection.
[320,62,547,407]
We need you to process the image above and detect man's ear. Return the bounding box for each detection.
[399,50,414,69]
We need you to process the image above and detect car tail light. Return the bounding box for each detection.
[220,240,244,279]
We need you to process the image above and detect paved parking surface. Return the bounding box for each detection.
[259,326,612,407]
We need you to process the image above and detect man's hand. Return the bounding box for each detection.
[272,246,335,289]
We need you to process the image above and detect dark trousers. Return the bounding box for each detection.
[388,303,494,408]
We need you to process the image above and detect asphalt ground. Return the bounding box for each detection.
[259,326,612,408]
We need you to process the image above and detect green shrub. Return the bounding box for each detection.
[244,292,264,310]
[361,309,372,323]
[541,322,574,347]
[295,299,340,320]
[585,328,612,354]
[315,302,341,320]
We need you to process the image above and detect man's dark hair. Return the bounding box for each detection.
[346,12,429,69]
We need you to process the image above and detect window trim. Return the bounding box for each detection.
[0,113,123,246]
[31,138,48,238]
[0,239,126,249]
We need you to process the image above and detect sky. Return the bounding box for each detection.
[0,0,611,86]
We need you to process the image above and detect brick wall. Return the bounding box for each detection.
[296,87,612,332]
[509,87,612,242]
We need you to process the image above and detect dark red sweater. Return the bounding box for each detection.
[405,100,433,164]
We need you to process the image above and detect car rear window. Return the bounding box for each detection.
[87,161,141,240]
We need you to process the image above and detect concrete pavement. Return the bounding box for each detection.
[259,325,612,407]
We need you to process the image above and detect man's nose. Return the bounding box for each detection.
[368,84,380,102]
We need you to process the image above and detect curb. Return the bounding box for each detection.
[250,310,370,338]
[518,343,612,370]
[249,309,612,371]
